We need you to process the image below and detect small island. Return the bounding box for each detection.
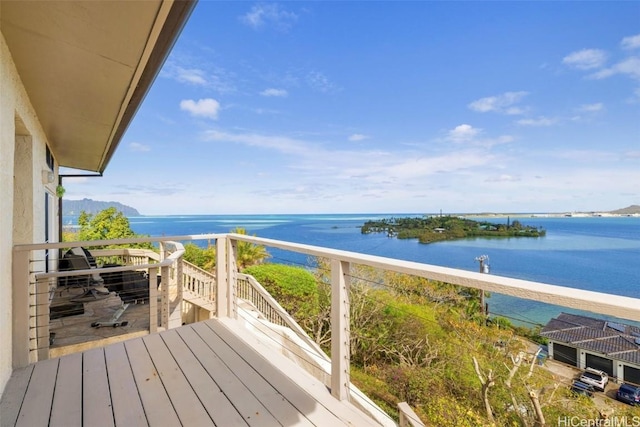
[361,215,545,243]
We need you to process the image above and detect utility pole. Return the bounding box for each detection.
[475,255,490,316]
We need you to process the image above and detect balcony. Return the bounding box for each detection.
[3,233,640,426]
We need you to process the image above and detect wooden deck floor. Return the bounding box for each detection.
[1,318,381,427]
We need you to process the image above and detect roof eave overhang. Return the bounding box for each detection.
[99,0,196,173]
[2,0,197,173]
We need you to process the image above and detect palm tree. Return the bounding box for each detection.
[229,227,270,270]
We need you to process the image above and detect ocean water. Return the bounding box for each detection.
[70,213,640,327]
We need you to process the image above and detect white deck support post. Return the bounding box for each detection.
[216,236,228,317]
[149,266,158,333]
[227,238,238,319]
[35,276,50,361]
[173,247,184,327]
[159,241,167,262]
[331,259,350,401]
[12,248,30,368]
[160,264,170,330]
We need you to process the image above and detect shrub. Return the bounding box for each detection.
[242,264,320,321]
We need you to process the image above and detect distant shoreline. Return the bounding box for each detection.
[459,212,640,218]
[61,212,640,219]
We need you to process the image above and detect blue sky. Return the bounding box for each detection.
[64,1,640,215]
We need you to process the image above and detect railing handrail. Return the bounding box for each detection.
[226,233,640,322]
[13,234,222,252]
[34,243,185,281]
[237,272,330,362]
[18,233,640,322]
[398,402,425,427]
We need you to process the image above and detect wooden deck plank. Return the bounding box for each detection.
[210,319,374,426]
[0,365,33,427]
[160,329,248,426]
[15,358,58,427]
[191,321,316,427]
[50,352,82,427]
[124,337,181,427]
[2,317,382,427]
[175,325,280,427]
[141,333,214,426]
[104,342,147,427]
[82,347,114,427]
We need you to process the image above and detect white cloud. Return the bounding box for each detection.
[448,124,481,142]
[260,88,288,97]
[180,98,221,119]
[307,71,338,93]
[129,142,151,152]
[590,56,640,80]
[203,130,309,155]
[240,3,298,31]
[486,174,520,182]
[348,134,369,142]
[621,34,640,50]
[578,103,603,112]
[468,91,529,114]
[516,116,557,126]
[175,67,207,85]
[562,49,608,70]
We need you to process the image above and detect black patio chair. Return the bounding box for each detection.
[58,247,110,302]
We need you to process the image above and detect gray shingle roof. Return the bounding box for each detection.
[541,313,640,367]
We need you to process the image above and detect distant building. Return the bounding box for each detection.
[541,313,640,384]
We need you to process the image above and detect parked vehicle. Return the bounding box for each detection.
[579,368,609,391]
[570,380,595,398]
[616,383,640,405]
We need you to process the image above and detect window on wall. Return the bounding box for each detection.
[44,192,55,272]
[45,145,54,170]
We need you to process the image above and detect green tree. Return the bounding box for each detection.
[181,229,269,272]
[230,227,270,269]
[75,207,152,249]
[183,242,216,271]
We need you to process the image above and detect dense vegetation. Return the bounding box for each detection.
[182,227,270,271]
[63,207,152,249]
[241,261,640,426]
[362,215,545,243]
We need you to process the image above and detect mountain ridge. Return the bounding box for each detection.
[63,198,140,216]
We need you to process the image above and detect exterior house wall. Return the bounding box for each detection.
[0,25,57,397]
[549,339,640,383]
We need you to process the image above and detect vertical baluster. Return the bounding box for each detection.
[331,259,350,401]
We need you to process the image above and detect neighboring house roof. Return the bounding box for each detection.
[541,312,640,365]
[1,0,196,173]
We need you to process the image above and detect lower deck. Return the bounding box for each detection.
[1,318,380,426]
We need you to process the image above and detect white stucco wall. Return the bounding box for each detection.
[0,24,57,397]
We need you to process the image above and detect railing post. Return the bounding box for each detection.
[149,267,158,333]
[331,259,350,401]
[160,264,170,329]
[398,402,425,427]
[12,248,30,368]
[215,236,228,317]
[35,276,50,361]
[159,241,167,262]
[227,238,238,319]
[175,254,183,325]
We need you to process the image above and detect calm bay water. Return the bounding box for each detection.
[74,213,640,327]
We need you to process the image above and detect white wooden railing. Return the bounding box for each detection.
[12,237,188,365]
[222,232,640,403]
[237,273,330,362]
[183,260,215,302]
[13,232,640,426]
